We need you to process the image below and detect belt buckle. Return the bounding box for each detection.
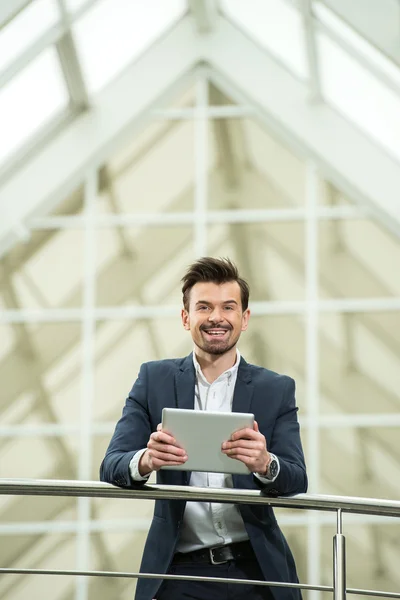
[209,547,228,565]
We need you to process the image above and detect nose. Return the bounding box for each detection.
[208,307,223,323]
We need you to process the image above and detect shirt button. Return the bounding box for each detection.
[216,522,222,529]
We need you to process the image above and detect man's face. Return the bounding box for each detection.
[181,281,250,356]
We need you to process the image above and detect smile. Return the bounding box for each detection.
[202,329,229,337]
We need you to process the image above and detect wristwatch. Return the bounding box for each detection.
[262,453,279,480]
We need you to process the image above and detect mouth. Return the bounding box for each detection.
[201,328,230,341]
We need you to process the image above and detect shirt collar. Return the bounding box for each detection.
[193,349,241,384]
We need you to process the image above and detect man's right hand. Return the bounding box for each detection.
[138,423,188,476]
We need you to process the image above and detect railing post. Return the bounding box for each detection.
[333,508,346,600]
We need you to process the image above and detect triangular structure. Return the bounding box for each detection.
[0,2,399,599]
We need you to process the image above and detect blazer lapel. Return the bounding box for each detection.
[232,357,254,415]
[174,353,196,410]
[173,354,195,485]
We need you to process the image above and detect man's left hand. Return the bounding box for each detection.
[221,421,270,474]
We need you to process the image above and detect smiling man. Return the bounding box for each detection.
[100,257,307,600]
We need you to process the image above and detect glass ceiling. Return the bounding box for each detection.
[0,0,186,172]
[221,0,400,163]
[322,0,400,64]
[1,0,400,177]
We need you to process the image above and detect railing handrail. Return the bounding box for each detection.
[0,478,399,517]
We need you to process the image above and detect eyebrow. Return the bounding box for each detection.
[195,300,238,306]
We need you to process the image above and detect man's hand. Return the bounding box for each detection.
[221,421,270,474]
[138,424,188,476]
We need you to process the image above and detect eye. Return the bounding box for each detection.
[198,305,210,311]
[224,305,234,310]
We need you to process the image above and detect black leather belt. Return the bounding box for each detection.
[173,541,255,565]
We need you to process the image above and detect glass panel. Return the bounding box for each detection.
[317,31,400,162]
[317,177,351,205]
[0,435,78,479]
[315,1,400,86]
[0,323,15,362]
[209,117,306,209]
[237,315,306,414]
[220,0,308,79]
[320,0,400,65]
[0,0,60,74]
[99,120,194,213]
[88,529,148,598]
[48,184,85,216]
[0,531,76,598]
[64,0,89,15]
[0,46,68,166]
[94,317,191,422]
[0,229,84,308]
[73,0,186,93]
[320,427,400,498]
[320,521,400,597]
[319,313,400,414]
[0,322,81,431]
[95,226,193,306]
[344,522,400,594]
[207,223,306,301]
[319,219,400,298]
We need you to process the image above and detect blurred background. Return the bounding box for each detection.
[0,0,399,599]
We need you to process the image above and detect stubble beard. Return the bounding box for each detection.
[198,328,239,356]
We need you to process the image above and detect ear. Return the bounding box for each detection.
[181,308,190,330]
[241,308,250,332]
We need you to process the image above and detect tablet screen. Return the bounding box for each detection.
[161,408,254,474]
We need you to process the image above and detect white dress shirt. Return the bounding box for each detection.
[129,350,279,553]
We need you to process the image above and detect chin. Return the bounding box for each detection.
[203,341,236,356]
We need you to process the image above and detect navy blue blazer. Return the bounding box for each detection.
[100,354,307,600]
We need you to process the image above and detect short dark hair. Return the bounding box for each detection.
[181,257,250,311]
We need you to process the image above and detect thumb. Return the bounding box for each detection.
[253,420,259,432]
[157,423,162,431]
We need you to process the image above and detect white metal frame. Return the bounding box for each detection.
[1,4,400,600]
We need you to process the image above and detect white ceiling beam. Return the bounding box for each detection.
[188,0,218,33]
[0,16,200,258]
[56,0,90,111]
[201,16,400,237]
[301,0,322,102]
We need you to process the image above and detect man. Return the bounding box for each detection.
[100,257,307,600]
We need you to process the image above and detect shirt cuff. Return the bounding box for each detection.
[129,448,151,482]
[254,453,280,483]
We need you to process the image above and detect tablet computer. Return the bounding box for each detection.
[160,408,254,474]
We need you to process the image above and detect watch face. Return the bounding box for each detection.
[269,459,278,478]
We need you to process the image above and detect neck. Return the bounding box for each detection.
[194,347,238,383]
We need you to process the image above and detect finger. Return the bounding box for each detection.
[149,450,188,464]
[222,448,259,458]
[152,460,187,469]
[151,431,177,445]
[223,439,263,450]
[230,427,259,441]
[157,430,185,448]
[253,420,259,432]
[157,423,162,431]
[148,441,187,456]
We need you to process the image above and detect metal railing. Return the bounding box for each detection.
[0,478,400,599]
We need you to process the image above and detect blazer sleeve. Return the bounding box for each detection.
[255,376,308,497]
[100,363,152,487]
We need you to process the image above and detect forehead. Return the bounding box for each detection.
[189,281,242,304]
